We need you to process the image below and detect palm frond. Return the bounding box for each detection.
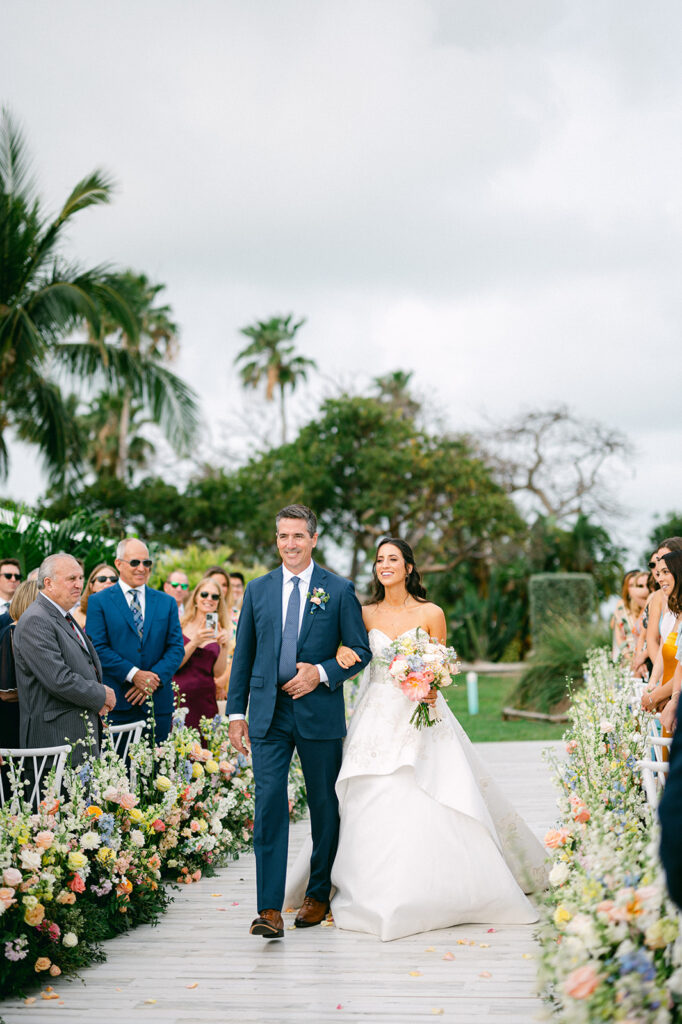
[10,364,84,481]
[0,108,36,201]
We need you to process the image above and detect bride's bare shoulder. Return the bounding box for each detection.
[362,604,379,625]
[422,602,448,641]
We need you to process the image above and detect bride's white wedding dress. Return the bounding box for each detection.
[286,627,547,941]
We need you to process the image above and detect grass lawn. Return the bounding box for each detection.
[443,674,567,743]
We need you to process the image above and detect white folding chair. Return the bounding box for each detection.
[106,720,146,760]
[637,759,669,809]
[0,745,71,812]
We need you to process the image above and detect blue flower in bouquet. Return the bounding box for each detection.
[619,950,656,981]
[78,761,92,784]
[183,760,193,783]
[97,813,115,840]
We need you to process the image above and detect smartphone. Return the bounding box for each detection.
[205,612,218,636]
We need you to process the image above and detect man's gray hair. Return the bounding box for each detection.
[37,552,75,590]
[116,538,148,560]
[275,504,317,537]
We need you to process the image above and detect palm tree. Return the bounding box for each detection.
[0,107,126,480]
[0,109,200,488]
[235,315,317,444]
[66,270,191,481]
[373,370,420,421]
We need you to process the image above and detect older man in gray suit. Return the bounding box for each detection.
[13,553,116,765]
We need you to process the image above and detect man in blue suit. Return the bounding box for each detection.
[228,504,371,938]
[87,538,184,743]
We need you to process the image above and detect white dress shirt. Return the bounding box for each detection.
[119,580,146,682]
[228,560,328,723]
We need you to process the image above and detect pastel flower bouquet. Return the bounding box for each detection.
[0,714,308,999]
[379,627,460,728]
[539,649,682,1022]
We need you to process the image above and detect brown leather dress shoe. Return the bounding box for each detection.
[250,908,284,938]
[294,896,330,928]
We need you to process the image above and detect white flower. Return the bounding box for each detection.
[549,862,570,886]
[19,849,41,871]
[80,832,101,850]
[62,932,78,948]
[599,719,614,733]
[130,830,145,848]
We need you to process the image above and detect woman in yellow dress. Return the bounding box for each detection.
[642,551,682,760]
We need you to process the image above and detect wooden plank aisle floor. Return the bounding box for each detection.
[1,740,564,1024]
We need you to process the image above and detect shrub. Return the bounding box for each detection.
[512,615,609,712]
[528,572,596,648]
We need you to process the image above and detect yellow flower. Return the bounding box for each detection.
[553,905,572,927]
[24,903,45,927]
[67,851,87,871]
[205,760,219,774]
[96,847,115,866]
[192,763,204,779]
[581,881,601,902]
[154,775,171,792]
[129,807,144,824]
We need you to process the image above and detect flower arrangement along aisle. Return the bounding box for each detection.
[539,648,682,1023]
[0,715,308,999]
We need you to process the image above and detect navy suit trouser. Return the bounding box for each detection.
[250,689,343,912]
[110,706,172,744]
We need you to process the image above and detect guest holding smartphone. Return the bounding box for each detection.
[174,577,231,728]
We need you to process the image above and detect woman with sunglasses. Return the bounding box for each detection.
[174,578,231,728]
[72,563,119,629]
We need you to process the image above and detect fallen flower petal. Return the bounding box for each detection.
[144,999,157,1004]
[425,946,436,952]
[409,970,422,977]
[479,971,492,979]
[442,952,455,961]
[487,928,496,933]
[479,943,490,948]
[186,983,198,989]
[24,997,36,1005]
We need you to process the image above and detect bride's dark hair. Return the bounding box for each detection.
[366,537,427,604]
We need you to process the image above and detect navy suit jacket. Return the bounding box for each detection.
[659,721,682,908]
[86,583,184,715]
[226,563,371,740]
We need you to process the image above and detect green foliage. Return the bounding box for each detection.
[529,572,596,647]
[526,514,624,600]
[511,616,610,712]
[0,506,116,576]
[151,544,263,589]
[447,570,527,663]
[647,513,682,557]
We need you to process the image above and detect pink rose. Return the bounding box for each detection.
[400,673,431,701]
[564,963,600,1000]
[3,868,22,887]
[34,831,55,849]
[0,886,16,910]
[151,819,165,833]
[118,792,138,810]
[566,740,578,754]
[68,873,86,894]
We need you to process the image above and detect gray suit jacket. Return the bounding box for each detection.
[14,594,107,765]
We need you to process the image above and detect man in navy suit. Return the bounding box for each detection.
[87,538,184,743]
[228,504,371,938]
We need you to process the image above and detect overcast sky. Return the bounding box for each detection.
[3,0,681,560]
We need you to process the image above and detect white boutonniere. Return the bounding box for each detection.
[307,587,330,613]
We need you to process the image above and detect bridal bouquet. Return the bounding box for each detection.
[380,627,460,729]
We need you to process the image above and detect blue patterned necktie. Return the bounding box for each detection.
[278,576,300,684]
[129,589,144,639]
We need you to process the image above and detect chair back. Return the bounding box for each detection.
[0,745,71,813]
[637,758,669,809]
[106,720,146,761]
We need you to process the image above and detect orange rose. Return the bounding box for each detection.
[544,828,571,849]
[564,964,600,1000]
[34,957,51,972]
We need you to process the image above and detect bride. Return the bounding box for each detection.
[286,537,547,941]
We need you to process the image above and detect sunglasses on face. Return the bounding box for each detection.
[120,559,153,568]
[94,575,118,584]
[167,581,189,590]
[0,572,21,581]
[199,591,220,601]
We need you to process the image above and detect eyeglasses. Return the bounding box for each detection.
[167,581,189,590]
[0,572,21,581]
[119,559,153,568]
[199,591,220,601]
[94,576,118,584]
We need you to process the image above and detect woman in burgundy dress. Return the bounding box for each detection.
[174,578,231,729]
